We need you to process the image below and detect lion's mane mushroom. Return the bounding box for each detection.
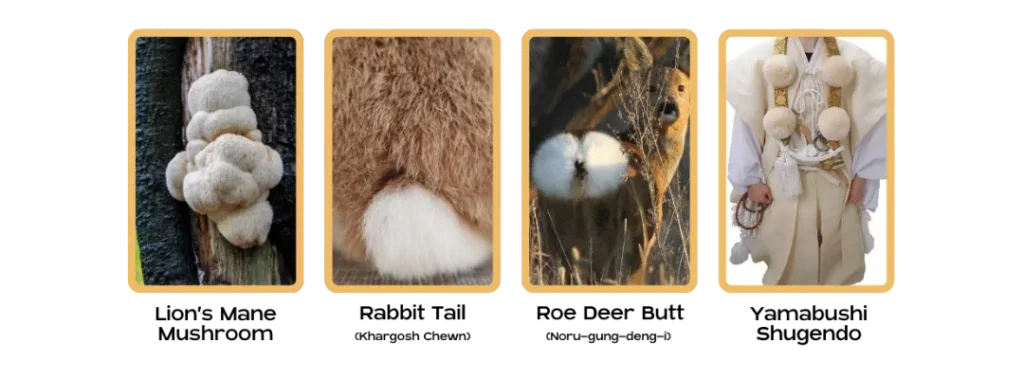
[165,69,283,249]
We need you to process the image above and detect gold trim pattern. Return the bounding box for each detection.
[773,37,788,54]
[773,88,787,107]
[819,157,840,171]
[824,36,840,56]
[772,37,789,110]
[823,37,844,151]
[795,156,842,171]
[824,37,842,110]
[828,87,842,108]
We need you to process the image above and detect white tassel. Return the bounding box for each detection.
[731,203,756,265]
[861,208,874,254]
[730,239,751,265]
[774,153,802,198]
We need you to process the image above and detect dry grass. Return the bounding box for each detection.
[616,39,691,286]
[529,39,690,286]
[529,175,690,286]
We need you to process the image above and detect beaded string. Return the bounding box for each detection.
[734,192,765,230]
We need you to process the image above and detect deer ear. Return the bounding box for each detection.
[674,38,691,77]
[622,37,653,72]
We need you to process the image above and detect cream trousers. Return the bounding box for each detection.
[751,170,866,285]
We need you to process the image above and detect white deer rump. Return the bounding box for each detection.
[531,131,629,200]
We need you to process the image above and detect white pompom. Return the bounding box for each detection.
[763,106,796,140]
[821,55,854,87]
[762,54,797,88]
[818,107,851,141]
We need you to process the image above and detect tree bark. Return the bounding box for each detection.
[181,37,296,285]
[135,37,199,285]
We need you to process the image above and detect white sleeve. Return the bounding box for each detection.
[852,114,887,212]
[727,112,764,194]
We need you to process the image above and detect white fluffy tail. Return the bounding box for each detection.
[531,131,629,200]
[361,184,491,279]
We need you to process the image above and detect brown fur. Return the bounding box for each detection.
[332,37,493,262]
[612,38,690,285]
[534,37,690,284]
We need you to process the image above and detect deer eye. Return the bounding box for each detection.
[677,85,685,92]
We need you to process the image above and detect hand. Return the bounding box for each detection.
[747,183,773,205]
[847,176,866,205]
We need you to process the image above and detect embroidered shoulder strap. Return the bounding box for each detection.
[824,36,842,108]
[761,37,789,151]
[772,37,788,110]
[822,37,843,150]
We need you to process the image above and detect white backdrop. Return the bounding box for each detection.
[723,37,889,286]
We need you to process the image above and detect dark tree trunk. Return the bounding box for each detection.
[234,37,298,283]
[181,37,296,285]
[134,37,199,285]
[528,38,622,156]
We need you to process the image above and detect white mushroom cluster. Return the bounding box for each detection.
[165,70,284,249]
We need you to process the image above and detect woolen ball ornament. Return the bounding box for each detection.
[763,106,797,140]
[817,106,851,141]
[821,55,854,87]
[762,54,798,88]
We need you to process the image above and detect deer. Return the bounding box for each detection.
[331,37,493,281]
[530,37,690,285]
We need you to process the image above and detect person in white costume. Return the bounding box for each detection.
[727,37,887,285]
